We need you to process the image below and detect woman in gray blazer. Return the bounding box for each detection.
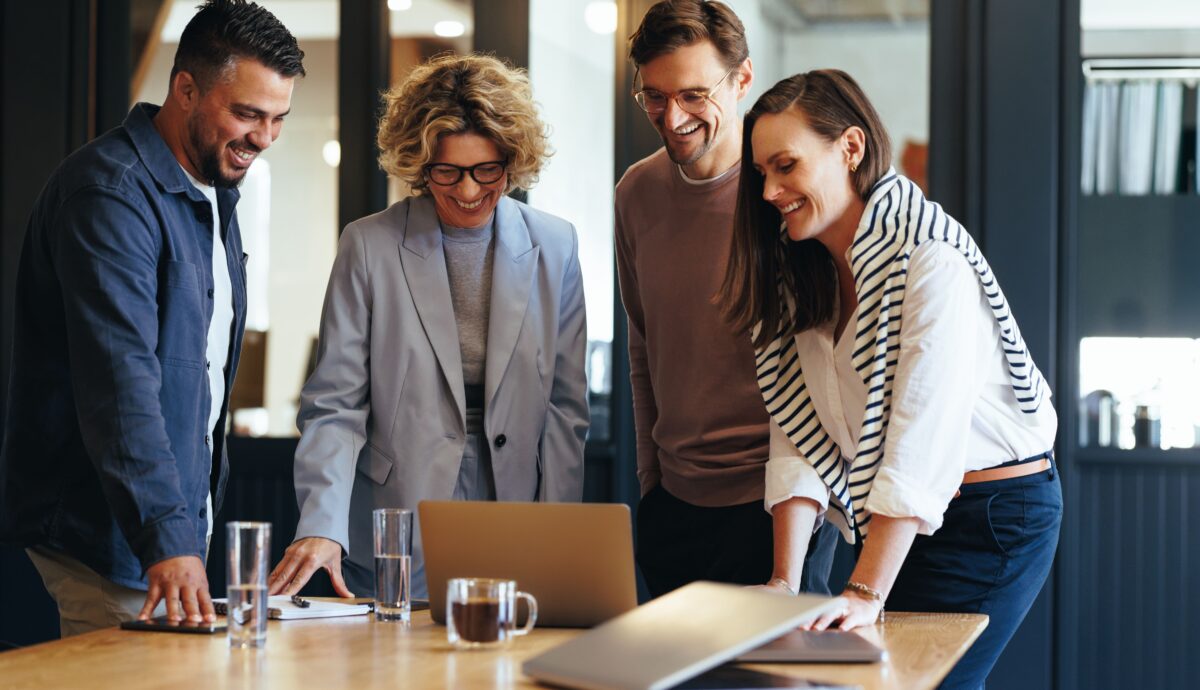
[267,54,589,600]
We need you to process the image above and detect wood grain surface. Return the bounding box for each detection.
[0,609,986,689]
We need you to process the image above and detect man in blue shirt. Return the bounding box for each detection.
[0,0,304,636]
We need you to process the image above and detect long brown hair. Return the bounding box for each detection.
[718,69,892,349]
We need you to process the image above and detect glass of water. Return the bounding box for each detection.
[226,521,271,648]
[373,508,413,622]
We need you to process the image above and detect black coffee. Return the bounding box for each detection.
[451,599,502,643]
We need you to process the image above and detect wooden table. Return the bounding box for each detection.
[0,610,986,690]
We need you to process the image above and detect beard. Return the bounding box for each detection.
[657,122,713,168]
[187,114,253,188]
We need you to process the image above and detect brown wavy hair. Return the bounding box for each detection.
[377,53,550,194]
[718,69,892,349]
[629,0,748,68]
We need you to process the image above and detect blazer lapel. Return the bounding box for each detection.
[398,196,466,422]
[485,197,539,411]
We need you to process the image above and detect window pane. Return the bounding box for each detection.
[528,0,617,442]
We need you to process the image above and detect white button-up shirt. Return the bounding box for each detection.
[765,241,1057,535]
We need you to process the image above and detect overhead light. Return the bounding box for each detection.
[322,140,341,168]
[387,0,412,10]
[584,1,617,35]
[433,20,465,38]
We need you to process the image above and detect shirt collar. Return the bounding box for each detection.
[124,102,241,207]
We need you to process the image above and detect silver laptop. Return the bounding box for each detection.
[737,629,886,663]
[419,500,638,628]
[522,581,844,690]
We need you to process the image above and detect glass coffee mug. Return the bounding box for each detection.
[446,578,538,649]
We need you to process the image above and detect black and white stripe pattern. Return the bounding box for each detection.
[752,169,1046,542]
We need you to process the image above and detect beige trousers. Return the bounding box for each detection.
[26,545,165,637]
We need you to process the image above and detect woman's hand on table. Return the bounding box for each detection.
[268,537,354,597]
[803,592,882,631]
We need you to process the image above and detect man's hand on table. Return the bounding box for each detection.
[268,536,354,598]
[139,555,215,623]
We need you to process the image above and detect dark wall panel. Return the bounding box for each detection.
[0,0,97,648]
[1068,462,1200,688]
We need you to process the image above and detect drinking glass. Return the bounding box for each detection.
[373,508,414,622]
[226,521,271,648]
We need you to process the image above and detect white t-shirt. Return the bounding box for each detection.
[182,168,234,545]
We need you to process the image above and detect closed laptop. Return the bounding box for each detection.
[522,581,843,690]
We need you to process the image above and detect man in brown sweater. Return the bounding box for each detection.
[615,0,837,597]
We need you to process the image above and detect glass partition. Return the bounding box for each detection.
[528,0,617,440]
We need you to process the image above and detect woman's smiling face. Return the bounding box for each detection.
[751,107,861,244]
[426,131,508,229]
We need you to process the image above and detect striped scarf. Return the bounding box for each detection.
[752,169,1047,542]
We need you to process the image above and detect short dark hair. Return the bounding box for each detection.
[171,0,306,90]
[718,70,893,348]
[629,0,748,68]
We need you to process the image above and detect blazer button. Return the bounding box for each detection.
[495,434,507,448]
[205,360,211,370]
[207,288,215,298]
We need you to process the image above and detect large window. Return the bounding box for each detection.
[529,0,618,440]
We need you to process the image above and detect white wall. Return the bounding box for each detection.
[779,24,930,161]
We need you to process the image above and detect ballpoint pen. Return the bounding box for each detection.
[291,595,311,608]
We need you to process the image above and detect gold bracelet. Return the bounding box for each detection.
[843,581,886,623]
[767,576,798,595]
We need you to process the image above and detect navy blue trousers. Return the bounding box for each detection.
[886,459,1062,690]
[636,484,840,598]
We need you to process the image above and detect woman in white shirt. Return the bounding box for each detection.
[717,69,1061,690]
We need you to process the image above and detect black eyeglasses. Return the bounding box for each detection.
[423,160,508,186]
[633,68,735,115]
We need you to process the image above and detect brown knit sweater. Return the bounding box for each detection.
[614,148,768,508]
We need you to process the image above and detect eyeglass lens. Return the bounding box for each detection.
[426,161,506,186]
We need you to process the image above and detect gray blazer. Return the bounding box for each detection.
[292,195,589,588]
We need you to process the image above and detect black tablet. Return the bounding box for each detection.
[120,616,227,634]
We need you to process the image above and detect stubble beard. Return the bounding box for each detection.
[187,114,248,189]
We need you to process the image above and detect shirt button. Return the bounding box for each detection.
[495,434,507,448]
[207,288,214,298]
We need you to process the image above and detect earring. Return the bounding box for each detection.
[850,161,859,173]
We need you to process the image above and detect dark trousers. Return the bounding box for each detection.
[887,460,1062,690]
[635,484,839,598]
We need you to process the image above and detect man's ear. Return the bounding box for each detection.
[735,57,755,102]
[169,70,202,111]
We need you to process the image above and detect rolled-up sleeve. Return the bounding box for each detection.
[865,242,984,534]
[764,418,831,517]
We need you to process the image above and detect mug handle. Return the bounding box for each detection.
[514,591,538,636]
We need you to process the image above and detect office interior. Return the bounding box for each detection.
[0,0,1196,688]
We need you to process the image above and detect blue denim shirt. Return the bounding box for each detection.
[0,103,247,589]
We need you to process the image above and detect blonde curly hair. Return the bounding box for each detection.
[377,53,551,194]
